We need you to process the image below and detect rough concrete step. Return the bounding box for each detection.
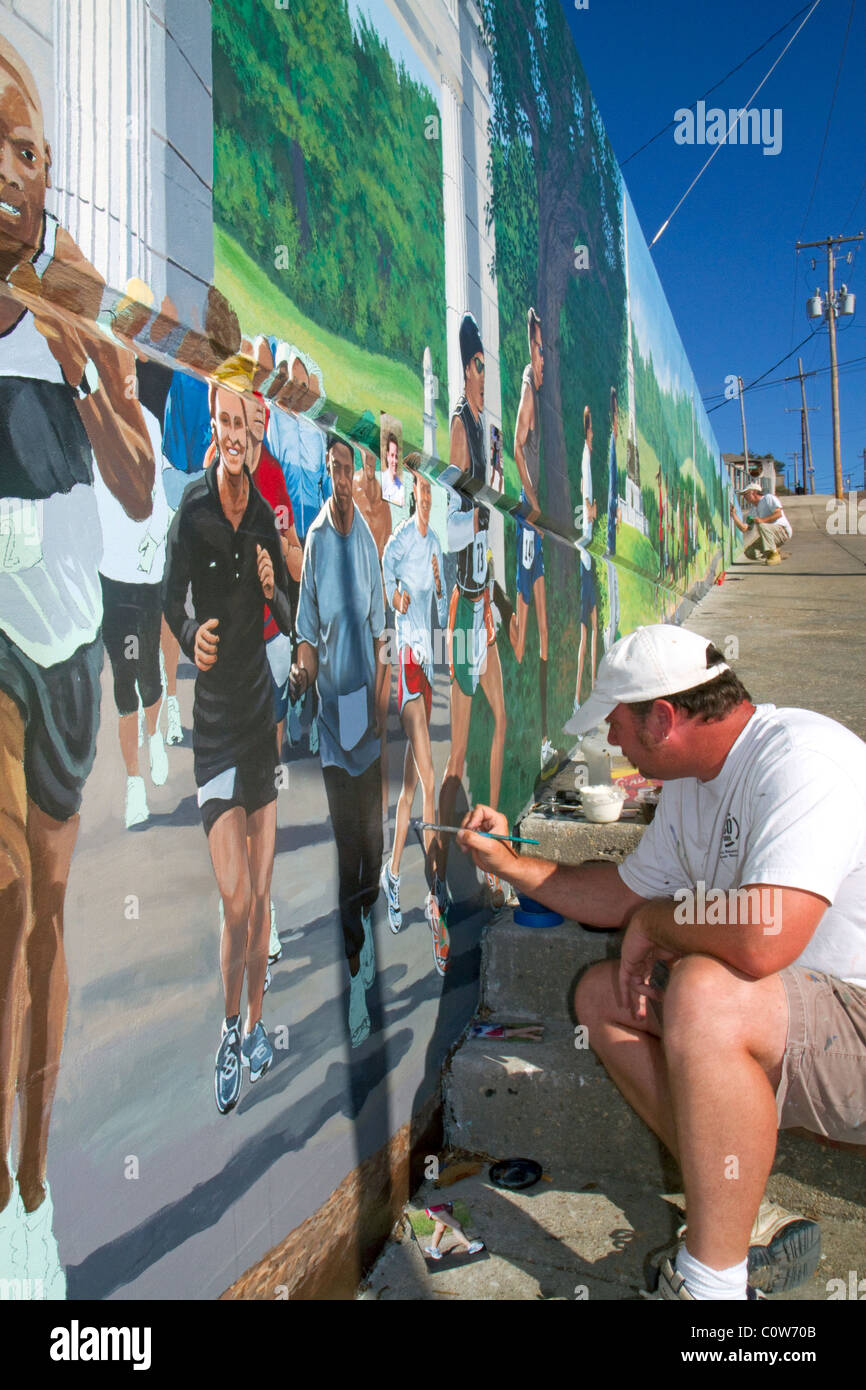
[445,1018,866,1225]
[482,911,617,1022]
[444,1020,673,1188]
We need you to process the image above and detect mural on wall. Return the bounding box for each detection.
[0,0,731,1301]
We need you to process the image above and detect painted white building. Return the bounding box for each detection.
[1,0,214,324]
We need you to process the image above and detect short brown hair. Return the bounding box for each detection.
[528,307,541,349]
[628,644,751,723]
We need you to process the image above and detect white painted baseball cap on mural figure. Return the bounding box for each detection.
[565,625,730,736]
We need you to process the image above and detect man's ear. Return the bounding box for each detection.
[44,142,52,188]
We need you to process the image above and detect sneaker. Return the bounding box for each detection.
[149,729,168,787]
[653,1257,763,1301]
[380,862,402,933]
[424,1245,444,1261]
[647,1199,820,1296]
[214,1019,242,1114]
[241,1020,273,1083]
[746,1200,821,1294]
[164,694,183,745]
[19,1185,65,1299]
[765,551,781,566]
[309,715,319,756]
[359,908,376,989]
[461,1240,485,1255]
[268,901,282,963]
[125,775,149,829]
[431,873,448,916]
[540,738,560,776]
[348,967,371,1047]
[425,890,450,975]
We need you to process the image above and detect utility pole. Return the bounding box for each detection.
[738,376,749,486]
[787,451,800,494]
[798,358,815,494]
[797,233,863,499]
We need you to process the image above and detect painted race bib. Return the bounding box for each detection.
[0,499,43,573]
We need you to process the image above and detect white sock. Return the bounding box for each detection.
[675,1244,749,1300]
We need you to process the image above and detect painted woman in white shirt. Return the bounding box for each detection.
[379,463,447,969]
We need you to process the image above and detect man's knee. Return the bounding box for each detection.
[574,959,617,1031]
[663,954,749,1049]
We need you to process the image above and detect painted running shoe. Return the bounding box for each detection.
[268,900,281,963]
[125,775,149,829]
[164,694,183,745]
[540,738,560,776]
[425,890,450,976]
[241,1021,273,1084]
[380,862,402,933]
[149,729,168,786]
[19,1184,66,1299]
[484,872,506,911]
[215,1019,242,1114]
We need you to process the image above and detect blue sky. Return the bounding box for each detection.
[564,0,865,492]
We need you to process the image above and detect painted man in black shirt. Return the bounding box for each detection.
[163,381,293,1113]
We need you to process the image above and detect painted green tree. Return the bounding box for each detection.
[480,0,626,524]
[212,0,446,377]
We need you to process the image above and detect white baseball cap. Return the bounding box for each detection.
[564,625,729,736]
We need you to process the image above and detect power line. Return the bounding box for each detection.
[620,1,815,167]
[703,351,866,404]
[649,0,823,248]
[798,0,857,236]
[703,330,818,411]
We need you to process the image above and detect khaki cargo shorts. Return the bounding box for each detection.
[776,966,866,1144]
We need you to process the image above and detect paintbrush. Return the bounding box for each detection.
[412,820,539,846]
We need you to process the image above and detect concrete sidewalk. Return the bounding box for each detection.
[684,494,866,735]
[358,494,866,1302]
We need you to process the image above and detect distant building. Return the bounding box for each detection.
[722,452,786,498]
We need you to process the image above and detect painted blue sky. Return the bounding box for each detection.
[565,0,865,493]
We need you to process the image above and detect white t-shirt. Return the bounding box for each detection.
[754,492,791,536]
[95,407,170,585]
[619,704,866,985]
[0,312,103,666]
[577,442,593,570]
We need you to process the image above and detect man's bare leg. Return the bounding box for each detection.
[16,801,80,1213]
[208,808,251,1020]
[575,957,788,1270]
[479,642,506,809]
[377,661,392,823]
[391,733,420,879]
[574,622,587,707]
[392,697,436,879]
[509,594,529,663]
[244,801,276,1034]
[589,607,598,689]
[535,576,548,662]
[437,682,472,884]
[160,617,179,697]
[0,693,31,1213]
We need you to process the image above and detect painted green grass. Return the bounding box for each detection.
[214,227,450,450]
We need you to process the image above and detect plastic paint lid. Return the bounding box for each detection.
[489,1158,543,1191]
